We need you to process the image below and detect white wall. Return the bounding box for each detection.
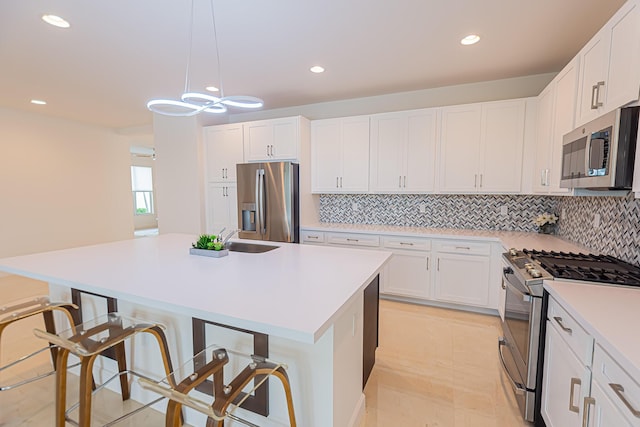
[152,114,205,234]
[0,107,134,259]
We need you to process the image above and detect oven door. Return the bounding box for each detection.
[499,266,543,422]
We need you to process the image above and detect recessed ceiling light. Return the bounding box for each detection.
[30,99,47,105]
[205,86,219,92]
[42,14,70,29]
[310,66,325,74]
[460,34,480,45]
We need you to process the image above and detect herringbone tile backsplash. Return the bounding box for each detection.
[319,193,640,265]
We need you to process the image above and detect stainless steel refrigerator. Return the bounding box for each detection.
[236,162,299,243]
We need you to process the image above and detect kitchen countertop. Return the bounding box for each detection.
[0,233,391,344]
[302,222,590,253]
[544,280,640,383]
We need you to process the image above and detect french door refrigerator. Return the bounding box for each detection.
[236,162,299,243]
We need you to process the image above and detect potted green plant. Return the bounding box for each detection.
[190,234,228,257]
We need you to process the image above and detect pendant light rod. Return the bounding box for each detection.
[146,0,264,116]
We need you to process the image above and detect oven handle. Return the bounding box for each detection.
[498,337,527,395]
[502,268,532,300]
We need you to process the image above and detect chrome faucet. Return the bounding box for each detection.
[222,229,239,246]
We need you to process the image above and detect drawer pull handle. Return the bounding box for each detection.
[569,377,581,413]
[553,316,573,334]
[307,236,319,239]
[346,239,359,242]
[455,246,471,250]
[399,242,414,246]
[582,396,595,427]
[610,383,640,418]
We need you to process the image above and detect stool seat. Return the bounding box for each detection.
[139,345,297,427]
[34,312,175,427]
[0,295,76,391]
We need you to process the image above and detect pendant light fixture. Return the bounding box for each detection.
[147,0,263,116]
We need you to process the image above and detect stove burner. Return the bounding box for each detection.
[522,249,640,287]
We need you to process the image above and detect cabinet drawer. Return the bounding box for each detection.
[548,297,594,366]
[382,236,431,251]
[326,232,380,247]
[593,344,640,423]
[432,239,490,256]
[301,230,325,244]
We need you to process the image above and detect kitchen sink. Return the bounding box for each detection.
[225,242,279,253]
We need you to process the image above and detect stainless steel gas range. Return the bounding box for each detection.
[499,248,640,426]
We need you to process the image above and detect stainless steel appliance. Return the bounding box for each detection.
[500,249,552,424]
[560,106,640,189]
[236,162,299,243]
[500,249,640,425]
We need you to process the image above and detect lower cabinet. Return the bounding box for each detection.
[301,229,500,311]
[542,296,640,427]
[205,183,238,234]
[381,236,431,299]
[433,241,491,307]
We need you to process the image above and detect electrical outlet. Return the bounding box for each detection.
[561,208,566,220]
[419,203,426,214]
[352,202,359,211]
[500,206,508,215]
[593,213,601,228]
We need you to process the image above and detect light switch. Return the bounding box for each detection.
[593,213,601,228]
[500,206,508,215]
[419,203,426,213]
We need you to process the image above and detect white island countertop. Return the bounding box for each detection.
[0,233,391,344]
[544,280,640,382]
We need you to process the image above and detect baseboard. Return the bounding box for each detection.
[380,294,499,317]
[348,393,366,427]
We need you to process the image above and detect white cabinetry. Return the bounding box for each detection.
[576,0,640,125]
[311,116,370,193]
[439,99,526,193]
[381,236,431,299]
[432,240,491,307]
[203,124,244,182]
[542,300,593,427]
[205,183,237,234]
[244,116,304,162]
[369,109,438,193]
[533,59,577,194]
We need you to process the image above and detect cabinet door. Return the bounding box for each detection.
[479,100,525,193]
[438,104,482,192]
[533,84,555,193]
[271,119,298,160]
[550,60,578,194]
[577,33,609,125]
[311,119,343,192]
[589,380,635,427]
[243,122,273,162]
[433,252,490,307]
[405,110,437,192]
[605,1,640,113]
[383,250,431,299]
[204,124,244,182]
[206,183,237,234]
[542,321,591,427]
[340,117,370,192]
[370,113,406,192]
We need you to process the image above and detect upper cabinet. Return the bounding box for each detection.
[369,108,438,193]
[243,116,304,162]
[311,116,370,193]
[439,99,526,193]
[576,0,640,126]
[203,123,244,182]
[533,59,578,194]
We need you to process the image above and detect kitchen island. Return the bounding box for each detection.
[0,233,391,426]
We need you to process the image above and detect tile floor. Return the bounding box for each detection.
[0,275,530,426]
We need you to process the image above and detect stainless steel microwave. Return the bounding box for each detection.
[560,106,639,190]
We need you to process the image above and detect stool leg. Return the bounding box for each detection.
[78,354,99,427]
[114,341,130,400]
[42,310,59,366]
[55,349,70,427]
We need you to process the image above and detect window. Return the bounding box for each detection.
[131,166,154,215]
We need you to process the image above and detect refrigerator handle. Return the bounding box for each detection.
[256,168,266,235]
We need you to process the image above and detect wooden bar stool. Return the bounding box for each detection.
[0,295,77,391]
[34,312,176,427]
[139,345,297,427]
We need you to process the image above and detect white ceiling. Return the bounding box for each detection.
[0,0,627,129]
